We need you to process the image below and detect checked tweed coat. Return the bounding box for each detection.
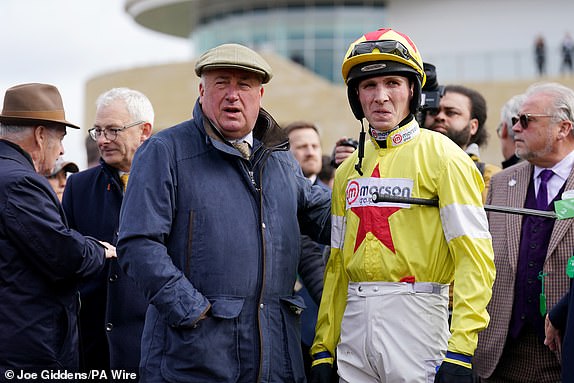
[473,160,573,378]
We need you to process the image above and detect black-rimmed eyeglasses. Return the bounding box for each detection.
[88,120,145,141]
[513,113,554,130]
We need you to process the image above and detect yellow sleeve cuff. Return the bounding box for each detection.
[443,357,472,369]
[311,357,334,367]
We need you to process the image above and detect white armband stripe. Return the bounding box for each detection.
[440,204,491,242]
[331,215,346,249]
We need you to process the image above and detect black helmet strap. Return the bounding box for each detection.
[355,120,366,176]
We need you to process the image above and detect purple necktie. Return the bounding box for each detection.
[537,169,554,210]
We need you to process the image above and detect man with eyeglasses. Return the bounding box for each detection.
[496,94,525,169]
[473,82,574,382]
[310,28,495,383]
[62,88,153,378]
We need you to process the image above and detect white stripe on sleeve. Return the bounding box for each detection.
[331,215,346,249]
[440,204,492,242]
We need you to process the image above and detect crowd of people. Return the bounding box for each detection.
[0,26,573,383]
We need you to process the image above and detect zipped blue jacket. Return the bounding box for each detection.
[117,101,331,382]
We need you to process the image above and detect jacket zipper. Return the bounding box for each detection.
[255,149,274,382]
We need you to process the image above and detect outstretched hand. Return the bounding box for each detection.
[99,241,117,259]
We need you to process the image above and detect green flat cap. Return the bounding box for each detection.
[194,43,273,84]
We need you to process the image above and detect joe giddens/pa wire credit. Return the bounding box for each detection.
[4,369,138,381]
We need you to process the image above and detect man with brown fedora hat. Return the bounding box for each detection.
[0,82,116,372]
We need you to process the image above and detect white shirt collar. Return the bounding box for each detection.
[208,117,254,148]
[229,131,254,148]
[534,149,574,182]
[534,149,574,200]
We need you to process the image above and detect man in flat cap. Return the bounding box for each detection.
[0,83,115,372]
[117,43,331,382]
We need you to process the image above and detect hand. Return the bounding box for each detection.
[544,314,562,352]
[434,361,472,383]
[331,137,356,167]
[198,304,212,321]
[310,363,333,383]
[99,241,117,259]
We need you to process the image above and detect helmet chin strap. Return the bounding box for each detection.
[354,120,366,176]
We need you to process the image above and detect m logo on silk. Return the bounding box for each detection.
[346,177,414,209]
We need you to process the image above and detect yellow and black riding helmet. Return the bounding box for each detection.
[341,28,426,175]
[342,28,427,119]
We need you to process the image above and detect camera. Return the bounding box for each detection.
[339,138,359,149]
[420,62,444,111]
[330,137,359,168]
[417,62,445,126]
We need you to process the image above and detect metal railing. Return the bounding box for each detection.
[425,48,574,83]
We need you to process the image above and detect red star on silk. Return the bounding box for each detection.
[350,166,400,253]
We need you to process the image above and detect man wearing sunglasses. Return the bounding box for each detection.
[310,28,495,383]
[474,82,574,382]
[62,88,153,378]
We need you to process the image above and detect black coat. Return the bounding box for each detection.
[549,279,574,382]
[0,140,105,370]
[63,160,148,376]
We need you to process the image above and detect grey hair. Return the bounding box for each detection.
[96,88,155,126]
[0,123,34,137]
[500,94,526,139]
[524,82,574,125]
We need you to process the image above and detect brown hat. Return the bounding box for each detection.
[194,43,273,84]
[49,157,79,177]
[0,83,80,129]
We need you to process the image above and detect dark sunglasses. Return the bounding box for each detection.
[348,40,422,69]
[514,113,554,129]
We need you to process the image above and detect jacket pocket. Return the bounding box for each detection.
[161,296,244,383]
[53,295,79,368]
[278,295,306,382]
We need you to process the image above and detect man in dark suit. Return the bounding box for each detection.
[474,82,574,381]
[62,88,153,378]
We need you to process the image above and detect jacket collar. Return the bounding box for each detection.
[192,99,289,152]
[96,157,125,189]
[371,116,420,149]
[0,138,35,170]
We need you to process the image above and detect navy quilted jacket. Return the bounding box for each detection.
[117,101,331,382]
